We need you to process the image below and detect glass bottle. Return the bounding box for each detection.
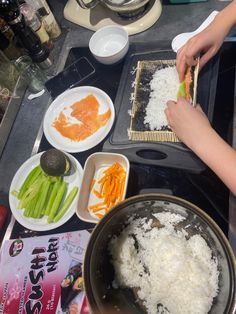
[19,2,53,50]
[0,31,25,61]
[0,51,20,94]
[0,18,14,41]
[26,0,61,39]
[0,0,52,69]
[14,55,48,93]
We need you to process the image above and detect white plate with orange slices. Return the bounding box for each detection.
[43,86,115,153]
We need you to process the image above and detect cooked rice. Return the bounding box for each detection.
[109,212,219,314]
[144,66,179,131]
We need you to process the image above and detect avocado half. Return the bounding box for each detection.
[40,149,71,176]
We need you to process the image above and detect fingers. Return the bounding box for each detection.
[176,36,203,81]
[166,97,188,108]
[165,98,187,127]
[166,99,176,107]
[184,39,200,66]
[176,47,187,82]
[198,47,216,69]
[176,47,198,81]
[195,104,203,112]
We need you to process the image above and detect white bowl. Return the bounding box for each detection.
[89,25,129,65]
[76,152,130,223]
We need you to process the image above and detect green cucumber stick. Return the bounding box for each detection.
[18,174,44,209]
[18,165,42,199]
[19,175,43,208]
[45,180,62,216]
[177,81,186,98]
[34,180,51,218]
[54,186,79,223]
[48,181,67,223]
[24,194,38,217]
[19,172,44,202]
[41,183,53,216]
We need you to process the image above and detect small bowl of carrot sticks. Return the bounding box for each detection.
[76,152,130,223]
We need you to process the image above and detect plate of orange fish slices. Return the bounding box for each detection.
[43,86,115,153]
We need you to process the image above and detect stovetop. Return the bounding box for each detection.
[6,41,236,253]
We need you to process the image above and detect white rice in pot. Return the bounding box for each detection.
[144,66,179,131]
[109,212,219,314]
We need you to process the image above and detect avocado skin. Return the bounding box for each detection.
[40,149,71,176]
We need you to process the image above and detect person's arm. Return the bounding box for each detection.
[165,97,236,196]
[191,126,236,196]
[177,0,236,81]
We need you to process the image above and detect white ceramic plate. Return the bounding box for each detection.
[43,86,115,153]
[9,152,83,231]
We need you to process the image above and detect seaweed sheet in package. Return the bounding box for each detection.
[128,59,199,142]
[0,230,91,314]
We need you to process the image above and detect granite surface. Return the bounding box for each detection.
[0,0,230,193]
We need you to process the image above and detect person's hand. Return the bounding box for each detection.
[176,17,226,81]
[165,97,212,149]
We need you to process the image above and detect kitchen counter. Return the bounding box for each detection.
[0,0,230,194]
[1,0,235,253]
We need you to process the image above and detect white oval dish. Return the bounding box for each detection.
[43,86,115,153]
[9,152,83,231]
[76,152,130,224]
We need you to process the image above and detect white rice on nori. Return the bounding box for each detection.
[144,66,179,130]
[109,212,219,314]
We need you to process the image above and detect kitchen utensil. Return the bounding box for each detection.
[83,193,236,314]
[75,0,150,14]
[192,57,200,106]
[63,0,162,35]
[172,11,219,52]
[77,152,130,223]
[89,25,129,65]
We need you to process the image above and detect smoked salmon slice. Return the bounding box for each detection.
[53,94,111,141]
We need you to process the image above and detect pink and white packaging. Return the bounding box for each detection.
[0,230,91,314]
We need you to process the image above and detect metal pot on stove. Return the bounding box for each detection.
[75,0,151,15]
[84,194,236,314]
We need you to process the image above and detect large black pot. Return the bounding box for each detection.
[83,194,236,314]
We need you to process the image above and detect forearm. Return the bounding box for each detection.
[190,127,236,196]
[214,0,236,35]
